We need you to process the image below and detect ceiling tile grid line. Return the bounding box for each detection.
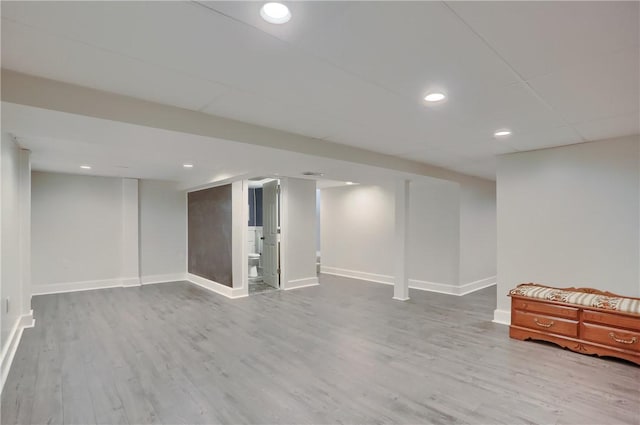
[441,1,586,146]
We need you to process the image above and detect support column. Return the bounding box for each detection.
[393,179,410,301]
[18,148,33,321]
[121,178,140,286]
[231,179,248,296]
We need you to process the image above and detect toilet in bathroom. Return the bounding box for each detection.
[248,253,261,278]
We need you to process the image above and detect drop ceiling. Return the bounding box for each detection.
[1,1,638,180]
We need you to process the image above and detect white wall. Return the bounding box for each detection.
[321,183,395,282]
[408,180,461,286]
[282,178,318,289]
[1,133,33,390]
[321,177,497,295]
[121,178,140,286]
[496,136,640,323]
[459,179,496,284]
[139,179,187,282]
[32,172,123,290]
[1,134,21,348]
[32,172,188,293]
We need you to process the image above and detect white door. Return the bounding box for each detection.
[262,180,279,288]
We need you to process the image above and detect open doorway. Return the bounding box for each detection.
[247,177,280,295]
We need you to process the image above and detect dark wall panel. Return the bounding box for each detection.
[188,184,233,286]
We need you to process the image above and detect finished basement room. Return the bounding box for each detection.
[1,1,639,425]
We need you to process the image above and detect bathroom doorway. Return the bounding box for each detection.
[247,177,280,295]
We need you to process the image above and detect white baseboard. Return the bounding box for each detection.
[392,296,410,301]
[282,277,319,291]
[321,266,394,285]
[32,278,124,295]
[121,277,141,287]
[322,266,495,297]
[187,273,247,299]
[493,309,511,326]
[1,311,35,392]
[141,273,187,285]
[408,279,458,295]
[458,276,497,296]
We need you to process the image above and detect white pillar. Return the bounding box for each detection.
[121,178,140,286]
[393,179,410,301]
[231,179,248,295]
[18,148,33,320]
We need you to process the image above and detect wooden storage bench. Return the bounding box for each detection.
[509,284,640,365]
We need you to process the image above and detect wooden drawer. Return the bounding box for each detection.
[512,298,579,319]
[583,310,640,331]
[512,310,578,337]
[581,323,640,352]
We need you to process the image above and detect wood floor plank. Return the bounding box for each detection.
[2,275,639,424]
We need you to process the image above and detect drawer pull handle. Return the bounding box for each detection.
[533,318,554,328]
[608,332,638,345]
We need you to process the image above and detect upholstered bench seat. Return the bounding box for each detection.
[508,283,640,365]
[509,284,640,315]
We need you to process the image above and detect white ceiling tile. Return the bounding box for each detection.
[395,148,468,169]
[574,113,640,142]
[435,136,519,162]
[279,1,518,98]
[505,126,584,152]
[1,19,227,111]
[426,82,565,135]
[197,1,356,43]
[527,47,640,124]
[448,1,639,80]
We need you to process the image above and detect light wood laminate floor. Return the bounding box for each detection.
[2,275,639,424]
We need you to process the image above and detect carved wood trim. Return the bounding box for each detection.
[510,326,640,366]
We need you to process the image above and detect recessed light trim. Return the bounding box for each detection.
[302,171,324,177]
[494,130,512,137]
[80,165,91,170]
[345,181,356,185]
[424,92,446,102]
[183,163,194,168]
[260,2,291,24]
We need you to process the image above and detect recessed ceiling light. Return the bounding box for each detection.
[345,181,356,185]
[183,163,194,168]
[424,92,446,102]
[494,130,512,137]
[80,165,91,170]
[260,2,291,24]
[302,171,324,177]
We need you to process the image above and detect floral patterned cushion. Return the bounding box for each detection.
[509,284,640,315]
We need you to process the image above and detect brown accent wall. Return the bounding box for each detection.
[188,185,233,286]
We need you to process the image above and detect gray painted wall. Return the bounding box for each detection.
[188,185,233,286]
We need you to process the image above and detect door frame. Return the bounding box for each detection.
[260,179,280,289]
[243,176,287,292]
[278,177,289,290]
